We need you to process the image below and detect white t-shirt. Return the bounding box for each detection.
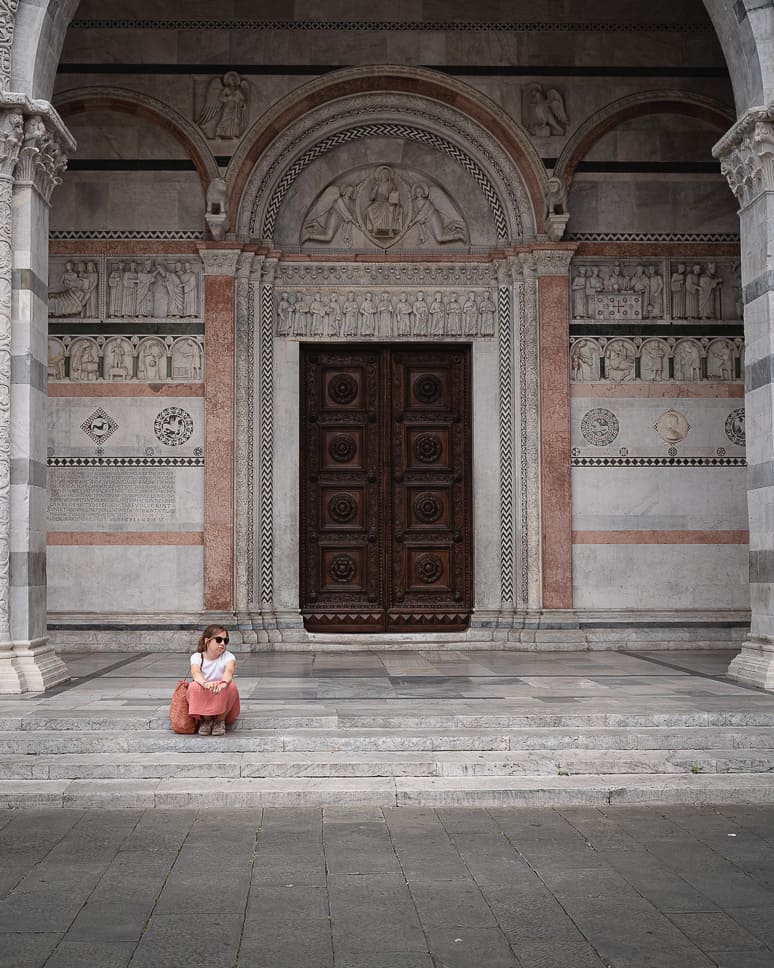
[190,650,236,682]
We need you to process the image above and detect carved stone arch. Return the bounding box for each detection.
[9,0,81,98]
[702,0,771,114]
[232,66,545,244]
[53,86,220,189]
[553,90,735,190]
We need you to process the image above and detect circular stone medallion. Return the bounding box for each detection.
[328,434,356,463]
[725,408,745,446]
[154,407,194,446]
[655,409,689,444]
[328,373,358,405]
[580,408,619,447]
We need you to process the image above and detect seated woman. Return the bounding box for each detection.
[187,625,240,736]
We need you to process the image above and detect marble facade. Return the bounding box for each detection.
[2,1,774,688]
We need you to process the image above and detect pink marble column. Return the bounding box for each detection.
[536,249,576,609]
[199,248,241,611]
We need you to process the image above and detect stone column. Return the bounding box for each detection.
[715,109,774,690]
[534,247,577,611]
[199,246,242,618]
[0,97,74,692]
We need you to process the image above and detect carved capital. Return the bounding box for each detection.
[199,248,241,276]
[714,106,774,208]
[236,251,255,278]
[0,108,22,177]
[14,114,68,202]
[533,247,576,277]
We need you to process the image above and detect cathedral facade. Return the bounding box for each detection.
[1,1,773,691]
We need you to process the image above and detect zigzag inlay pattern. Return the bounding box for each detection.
[498,285,514,605]
[259,285,274,606]
[49,230,207,241]
[518,284,530,608]
[246,284,256,601]
[261,124,508,241]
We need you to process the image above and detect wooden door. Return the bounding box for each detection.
[300,345,472,633]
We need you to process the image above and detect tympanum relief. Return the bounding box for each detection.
[570,259,740,322]
[570,336,743,383]
[300,165,467,250]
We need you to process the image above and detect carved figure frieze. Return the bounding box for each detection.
[274,287,498,339]
[300,165,467,250]
[196,71,249,140]
[47,335,205,383]
[49,255,204,321]
[570,259,740,322]
[569,335,744,383]
[522,84,568,137]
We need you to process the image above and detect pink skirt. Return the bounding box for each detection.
[187,681,240,723]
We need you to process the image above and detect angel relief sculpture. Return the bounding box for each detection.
[300,165,467,250]
[196,71,249,140]
[522,84,569,137]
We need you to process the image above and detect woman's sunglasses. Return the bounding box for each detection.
[212,635,229,644]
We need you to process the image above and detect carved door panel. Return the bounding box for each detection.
[300,345,472,633]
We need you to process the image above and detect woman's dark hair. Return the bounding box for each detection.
[196,624,227,654]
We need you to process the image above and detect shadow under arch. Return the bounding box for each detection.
[53,86,220,190]
[228,65,548,243]
[554,90,736,190]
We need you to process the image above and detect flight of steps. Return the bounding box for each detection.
[1,708,774,808]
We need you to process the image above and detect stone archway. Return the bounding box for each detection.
[229,68,557,645]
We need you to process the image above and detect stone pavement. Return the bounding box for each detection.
[1,804,774,968]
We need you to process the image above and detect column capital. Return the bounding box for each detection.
[532,246,576,277]
[198,246,244,276]
[0,94,75,201]
[713,104,774,208]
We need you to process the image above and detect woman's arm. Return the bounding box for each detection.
[215,658,236,692]
[190,657,209,687]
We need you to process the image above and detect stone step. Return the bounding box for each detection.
[2,773,774,809]
[2,726,774,755]
[4,710,774,731]
[1,748,773,780]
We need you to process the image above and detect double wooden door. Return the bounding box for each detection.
[300,345,472,633]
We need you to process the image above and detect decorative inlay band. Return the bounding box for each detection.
[498,285,514,605]
[49,230,207,241]
[567,232,740,243]
[260,284,274,605]
[71,19,712,33]
[47,456,204,467]
[571,456,746,467]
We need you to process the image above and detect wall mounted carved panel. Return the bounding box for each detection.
[570,336,743,383]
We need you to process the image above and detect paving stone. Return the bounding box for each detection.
[482,888,587,943]
[705,952,774,968]
[332,955,433,968]
[409,876,497,927]
[44,940,136,968]
[422,926,520,967]
[127,912,243,968]
[239,885,333,967]
[328,873,426,952]
[668,911,767,952]
[508,941,608,968]
[0,932,61,968]
[323,820,402,874]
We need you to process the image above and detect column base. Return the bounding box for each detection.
[727,636,774,692]
[0,637,70,694]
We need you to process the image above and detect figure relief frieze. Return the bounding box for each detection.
[274,285,498,340]
[569,335,744,384]
[47,334,205,383]
[570,258,740,322]
[48,255,204,321]
[195,71,250,140]
[300,165,467,251]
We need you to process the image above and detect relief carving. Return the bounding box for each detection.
[47,335,205,383]
[274,287,497,339]
[301,165,467,250]
[569,336,743,384]
[570,259,738,321]
[522,84,568,137]
[196,71,249,140]
[48,260,99,318]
